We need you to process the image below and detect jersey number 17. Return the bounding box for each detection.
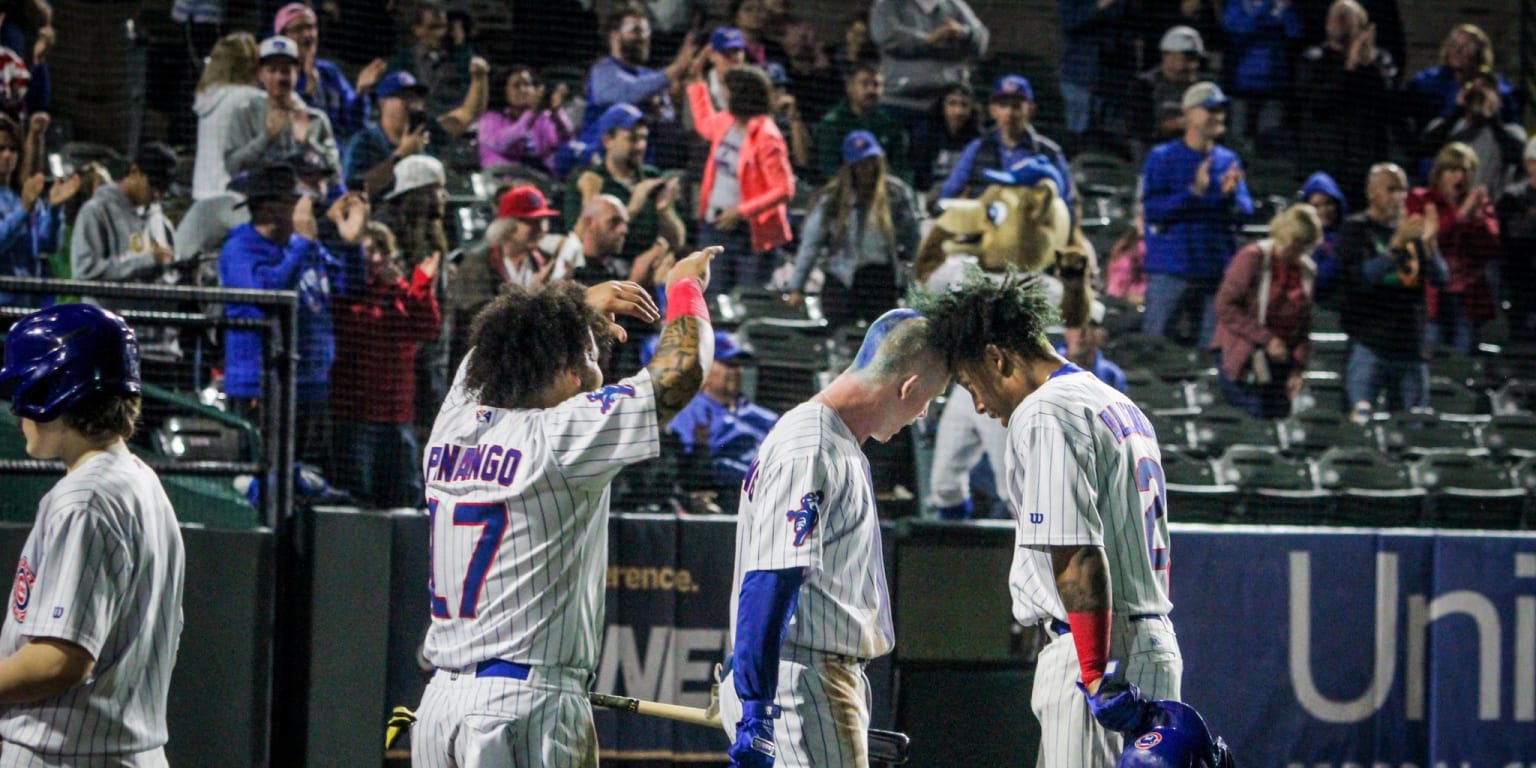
[426,498,509,619]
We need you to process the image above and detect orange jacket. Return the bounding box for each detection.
[688,81,795,253]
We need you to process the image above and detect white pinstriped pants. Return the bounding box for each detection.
[718,646,872,768]
[411,665,596,768]
[1032,615,1183,768]
[0,745,167,767]
[927,385,1009,510]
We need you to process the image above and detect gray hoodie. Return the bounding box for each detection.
[193,84,265,200]
[223,92,341,178]
[71,184,183,360]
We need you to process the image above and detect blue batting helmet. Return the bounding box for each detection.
[1118,701,1230,768]
[0,304,141,422]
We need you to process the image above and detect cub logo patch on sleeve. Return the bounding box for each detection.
[12,557,34,622]
[786,491,823,547]
[585,383,638,414]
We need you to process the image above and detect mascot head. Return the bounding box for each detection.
[927,156,1072,273]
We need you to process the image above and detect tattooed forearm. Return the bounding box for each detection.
[648,315,707,427]
[1052,545,1111,613]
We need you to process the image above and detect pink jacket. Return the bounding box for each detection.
[687,81,794,253]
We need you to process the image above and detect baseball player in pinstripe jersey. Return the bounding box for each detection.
[411,247,720,768]
[0,305,185,768]
[719,309,951,768]
[917,273,1182,767]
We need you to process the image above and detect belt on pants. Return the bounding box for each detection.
[441,659,532,681]
[1046,614,1167,637]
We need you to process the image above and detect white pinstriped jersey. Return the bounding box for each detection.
[421,363,660,672]
[728,402,894,660]
[0,452,185,757]
[1004,368,1173,625]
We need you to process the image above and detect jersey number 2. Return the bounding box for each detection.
[426,499,509,619]
[1135,458,1169,572]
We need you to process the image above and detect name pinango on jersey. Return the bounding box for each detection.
[426,442,524,486]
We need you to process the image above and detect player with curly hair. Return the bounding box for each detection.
[410,247,719,768]
[913,271,1183,768]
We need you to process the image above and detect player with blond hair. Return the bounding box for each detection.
[720,308,951,768]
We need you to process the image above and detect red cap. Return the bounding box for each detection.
[498,186,560,219]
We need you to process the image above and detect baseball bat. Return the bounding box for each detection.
[588,692,911,764]
[588,691,721,727]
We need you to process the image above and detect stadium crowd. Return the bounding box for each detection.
[2,0,1532,520]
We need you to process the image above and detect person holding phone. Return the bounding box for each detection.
[1409,142,1500,354]
[341,62,489,202]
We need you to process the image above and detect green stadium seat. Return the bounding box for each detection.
[1160,445,1237,523]
[1410,453,1526,529]
[1215,446,1329,524]
[1307,334,1350,376]
[1105,334,1207,381]
[1482,413,1536,461]
[1278,407,1377,456]
[1123,367,1194,415]
[1186,404,1281,457]
[1293,371,1348,413]
[1424,376,1488,419]
[1316,447,1428,526]
[1376,411,1484,458]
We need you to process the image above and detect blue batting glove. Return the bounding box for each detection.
[729,702,780,768]
[1078,660,1156,734]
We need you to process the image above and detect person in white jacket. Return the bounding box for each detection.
[191,32,265,200]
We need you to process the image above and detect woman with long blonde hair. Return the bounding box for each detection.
[1210,203,1324,417]
[192,32,263,200]
[786,129,921,325]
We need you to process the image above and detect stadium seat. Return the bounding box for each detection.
[1123,367,1194,414]
[1186,404,1281,457]
[1292,371,1348,413]
[738,319,832,415]
[1307,334,1350,376]
[1098,296,1143,337]
[1160,445,1237,523]
[1104,334,1207,381]
[1309,308,1342,334]
[1278,407,1377,456]
[1482,412,1536,461]
[1376,411,1485,458]
[1410,453,1526,529]
[1215,445,1329,524]
[1147,412,1193,454]
[1424,376,1488,419]
[1492,380,1536,414]
[730,285,824,322]
[1316,447,1428,526]
[1071,151,1138,193]
[1428,344,1489,388]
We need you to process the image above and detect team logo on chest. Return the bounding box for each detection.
[786,491,823,547]
[586,383,637,414]
[1133,732,1162,750]
[12,557,35,622]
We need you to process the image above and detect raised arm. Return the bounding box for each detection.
[647,246,721,427]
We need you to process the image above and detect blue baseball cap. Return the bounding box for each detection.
[982,155,1066,192]
[377,71,429,100]
[764,61,791,86]
[711,26,747,52]
[841,130,884,165]
[991,74,1034,102]
[714,330,752,363]
[594,103,645,136]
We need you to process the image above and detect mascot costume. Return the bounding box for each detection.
[918,156,1097,518]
